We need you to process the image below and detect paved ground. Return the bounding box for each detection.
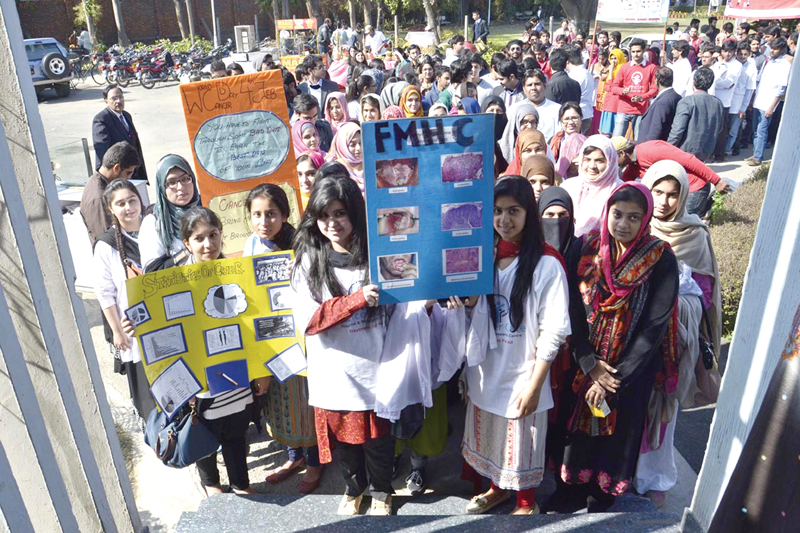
[38,78,767,531]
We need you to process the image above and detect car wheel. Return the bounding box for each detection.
[41,52,69,80]
[55,83,71,97]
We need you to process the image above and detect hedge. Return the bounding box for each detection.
[708,164,769,337]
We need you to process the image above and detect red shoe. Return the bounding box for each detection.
[265,457,305,484]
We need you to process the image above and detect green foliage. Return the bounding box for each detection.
[708,164,769,336]
[73,0,102,28]
[151,37,213,54]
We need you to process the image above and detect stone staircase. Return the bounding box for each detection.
[176,493,682,532]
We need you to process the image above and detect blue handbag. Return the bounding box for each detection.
[144,403,219,468]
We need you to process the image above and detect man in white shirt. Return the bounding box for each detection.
[564,45,595,134]
[443,35,465,67]
[521,69,560,141]
[364,25,388,56]
[748,37,792,165]
[708,40,743,161]
[667,40,694,97]
[725,41,758,156]
[469,55,496,106]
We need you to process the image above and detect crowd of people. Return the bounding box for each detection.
[80,12,797,517]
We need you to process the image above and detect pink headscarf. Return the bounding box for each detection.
[324,92,350,133]
[299,149,325,169]
[382,105,404,119]
[599,182,655,297]
[327,122,364,191]
[291,120,327,160]
[555,133,587,178]
[560,134,621,237]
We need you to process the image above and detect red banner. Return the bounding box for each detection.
[725,0,800,19]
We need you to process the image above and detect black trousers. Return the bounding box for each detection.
[196,407,251,490]
[332,433,395,501]
[714,107,731,159]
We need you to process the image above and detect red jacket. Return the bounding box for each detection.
[608,61,658,115]
[621,140,721,192]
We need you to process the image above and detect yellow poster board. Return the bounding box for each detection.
[125,251,305,417]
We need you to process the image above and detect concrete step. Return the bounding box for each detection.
[176,493,681,532]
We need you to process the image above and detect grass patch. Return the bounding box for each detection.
[115,419,138,492]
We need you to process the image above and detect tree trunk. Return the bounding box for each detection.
[559,0,598,34]
[348,0,356,29]
[272,0,281,27]
[185,0,196,45]
[110,0,130,47]
[362,0,373,28]
[376,0,383,30]
[305,0,322,22]
[172,0,188,39]
[281,0,289,18]
[422,0,440,44]
[81,0,98,49]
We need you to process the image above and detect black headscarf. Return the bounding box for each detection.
[538,186,575,256]
[481,95,508,142]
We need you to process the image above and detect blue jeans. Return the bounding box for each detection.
[613,113,642,139]
[287,445,321,467]
[725,114,743,155]
[686,182,712,217]
[752,108,772,162]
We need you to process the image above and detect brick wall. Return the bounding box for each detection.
[16,0,272,47]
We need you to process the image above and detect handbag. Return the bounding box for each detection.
[694,300,721,406]
[144,403,219,468]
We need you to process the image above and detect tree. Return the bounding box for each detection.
[110,0,130,46]
[306,0,322,21]
[422,0,440,43]
[73,0,100,50]
[362,0,374,27]
[348,0,356,29]
[560,0,598,34]
[172,0,189,39]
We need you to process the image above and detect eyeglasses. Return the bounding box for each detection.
[520,117,538,128]
[561,116,581,123]
[165,175,193,189]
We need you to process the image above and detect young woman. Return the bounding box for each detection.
[499,103,539,164]
[637,161,721,505]
[349,50,368,79]
[297,151,325,209]
[560,135,622,237]
[560,182,679,512]
[554,132,587,180]
[325,92,351,134]
[326,122,364,192]
[418,59,436,96]
[549,103,583,162]
[504,128,549,177]
[139,154,201,271]
[241,184,324,494]
[360,94,382,123]
[382,105,404,119]
[482,96,510,176]
[592,50,611,134]
[347,75,377,120]
[183,207,266,496]
[291,169,398,516]
[521,154,558,201]
[398,85,424,118]
[599,49,626,137]
[291,120,327,160]
[456,97,481,115]
[93,179,154,420]
[428,102,448,117]
[461,176,571,515]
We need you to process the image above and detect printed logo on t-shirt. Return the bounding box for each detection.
[493,294,524,342]
[630,71,644,92]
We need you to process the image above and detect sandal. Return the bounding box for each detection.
[465,489,511,514]
[265,457,306,484]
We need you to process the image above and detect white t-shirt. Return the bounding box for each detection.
[139,214,184,271]
[466,255,571,418]
[668,57,693,98]
[533,98,561,141]
[567,65,595,121]
[729,57,758,114]
[709,58,743,108]
[292,260,391,411]
[365,31,388,55]
[753,55,792,111]
[348,100,362,122]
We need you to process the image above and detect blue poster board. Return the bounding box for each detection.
[363,115,495,305]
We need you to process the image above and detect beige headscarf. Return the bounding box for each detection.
[641,160,721,354]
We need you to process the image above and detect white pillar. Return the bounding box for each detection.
[687,61,800,529]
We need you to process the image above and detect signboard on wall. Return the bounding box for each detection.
[180,70,301,256]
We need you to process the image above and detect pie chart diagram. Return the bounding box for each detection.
[204,283,247,319]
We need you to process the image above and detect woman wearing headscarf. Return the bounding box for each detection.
[291,120,327,160]
[549,102,583,162]
[538,186,576,259]
[381,105,404,119]
[482,95,509,175]
[560,135,622,237]
[399,85,424,118]
[139,154,201,271]
[521,154,558,201]
[362,68,385,94]
[380,81,409,110]
[504,129,549,177]
[326,122,364,193]
[499,102,540,163]
[456,97,481,115]
[599,49,626,137]
[635,161,721,506]
[554,133,588,180]
[559,182,679,512]
[324,92,351,134]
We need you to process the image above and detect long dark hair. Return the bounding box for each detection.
[179,206,222,241]
[244,183,295,251]
[292,165,369,303]
[493,176,545,331]
[103,178,143,273]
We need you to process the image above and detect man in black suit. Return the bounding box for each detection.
[92,85,147,181]
[667,67,724,163]
[544,48,581,106]
[637,67,682,143]
[296,55,340,109]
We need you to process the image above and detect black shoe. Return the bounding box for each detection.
[392,455,402,480]
[540,484,586,514]
[586,493,616,513]
[732,149,740,156]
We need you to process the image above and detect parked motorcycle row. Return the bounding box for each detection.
[73,39,235,90]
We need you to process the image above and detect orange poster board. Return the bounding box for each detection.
[180,70,300,255]
[276,18,317,31]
